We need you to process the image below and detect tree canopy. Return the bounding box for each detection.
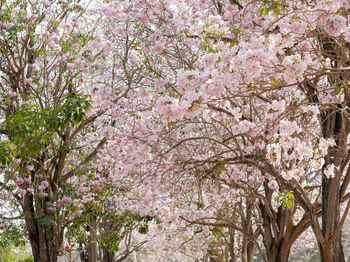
[1,0,350,261]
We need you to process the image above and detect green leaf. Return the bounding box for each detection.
[275,190,294,209]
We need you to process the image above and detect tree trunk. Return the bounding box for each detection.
[24,193,61,262]
[79,242,88,262]
[87,216,98,262]
[319,165,345,262]
[229,229,236,262]
[102,248,115,262]
[319,239,345,262]
[241,204,254,262]
[265,239,292,262]
[313,32,350,262]
[259,184,295,262]
[246,241,254,262]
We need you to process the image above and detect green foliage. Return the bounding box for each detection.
[200,24,225,54]
[61,33,92,54]
[167,121,174,129]
[69,205,157,254]
[259,0,286,16]
[201,37,218,54]
[275,190,295,209]
[0,224,26,248]
[100,230,122,253]
[22,257,34,262]
[207,227,228,262]
[0,244,33,262]
[212,163,226,178]
[35,212,55,229]
[0,141,16,166]
[100,212,155,252]
[3,93,91,158]
[61,93,92,126]
[335,80,348,95]
[0,0,30,51]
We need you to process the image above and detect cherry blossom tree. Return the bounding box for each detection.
[2,0,350,261]
[0,0,135,261]
[100,0,350,261]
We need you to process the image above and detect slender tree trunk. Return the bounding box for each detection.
[259,181,304,262]
[316,113,348,260]
[246,241,254,262]
[229,229,236,262]
[265,239,292,262]
[241,204,253,262]
[102,248,115,262]
[319,175,344,261]
[312,31,350,262]
[87,216,98,262]
[259,184,296,262]
[79,242,88,262]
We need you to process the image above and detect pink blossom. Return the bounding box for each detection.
[17,189,26,195]
[135,13,149,24]
[319,138,335,156]
[41,181,49,189]
[91,181,103,192]
[266,143,281,166]
[47,207,56,213]
[279,120,300,136]
[143,199,151,206]
[323,16,347,37]
[203,79,225,97]
[290,21,307,34]
[24,78,32,85]
[64,23,73,30]
[282,54,307,83]
[78,186,89,193]
[269,100,285,113]
[66,63,75,70]
[199,54,218,68]
[267,180,278,191]
[129,53,139,65]
[153,42,165,55]
[102,126,115,139]
[16,178,24,186]
[57,196,72,208]
[344,31,350,43]
[30,14,38,21]
[157,224,164,232]
[110,108,121,118]
[154,79,165,90]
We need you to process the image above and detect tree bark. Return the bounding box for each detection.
[241,204,254,262]
[319,176,345,262]
[246,241,254,262]
[229,229,236,262]
[311,31,350,262]
[87,216,98,262]
[102,248,115,262]
[24,193,61,262]
[317,106,347,262]
[259,183,294,262]
[319,239,345,262]
[266,240,292,262]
